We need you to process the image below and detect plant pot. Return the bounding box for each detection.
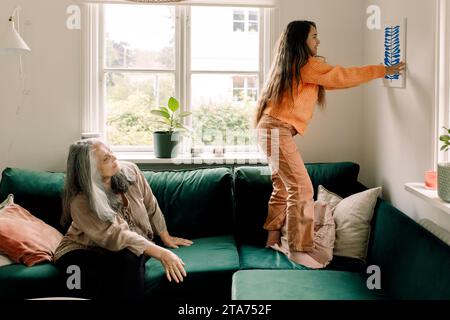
[437,162,450,202]
[153,131,181,158]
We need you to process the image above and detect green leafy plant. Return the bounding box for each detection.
[440,127,450,152]
[150,97,192,133]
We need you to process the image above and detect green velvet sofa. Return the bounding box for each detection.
[0,162,449,300]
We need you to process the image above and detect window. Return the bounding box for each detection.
[233,9,259,33]
[103,5,176,147]
[190,6,261,150]
[84,3,274,153]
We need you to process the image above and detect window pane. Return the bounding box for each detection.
[248,11,258,22]
[233,89,245,101]
[104,5,175,70]
[233,22,245,32]
[247,76,257,88]
[191,74,258,147]
[233,10,245,21]
[105,72,175,146]
[232,76,245,88]
[191,7,259,71]
[247,88,258,100]
[248,22,258,32]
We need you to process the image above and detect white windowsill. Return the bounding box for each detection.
[115,151,268,165]
[404,183,450,215]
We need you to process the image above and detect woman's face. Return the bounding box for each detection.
[306,25,320,56]
[93,142,120,179]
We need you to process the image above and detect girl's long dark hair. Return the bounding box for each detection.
[254,20,325,127]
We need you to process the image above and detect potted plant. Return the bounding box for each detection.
[151,97,191,158]
[438,126,450,201]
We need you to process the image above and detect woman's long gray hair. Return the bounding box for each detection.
[60,139,135,227]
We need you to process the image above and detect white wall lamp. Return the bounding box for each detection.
[0,5,31,118]
[0,6,31,53]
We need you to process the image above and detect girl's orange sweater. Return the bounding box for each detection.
[263,57,386,136]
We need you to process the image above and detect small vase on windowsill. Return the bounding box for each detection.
[438,127,450,202]
[190,147,202,158]
[438,163,450,202]
[213,147,225,158]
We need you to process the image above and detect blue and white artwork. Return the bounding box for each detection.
[383,18,406,88]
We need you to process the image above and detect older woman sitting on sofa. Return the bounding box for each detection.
[54,138,193,300]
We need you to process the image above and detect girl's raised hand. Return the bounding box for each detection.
[385,61,406,76]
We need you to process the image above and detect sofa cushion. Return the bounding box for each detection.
[0,203,63,266]
[368,200,450,300]
[238,244,366,272]
[238,245,309,270]
[232,270,386,300]
[0,168,65,233]
[0,166,235,239]
[144,235,240,300]
[0,254,14,267]
[0,263,62,299]
[143,168,234,239]
[234,162,362,246]
[318,185,382,261]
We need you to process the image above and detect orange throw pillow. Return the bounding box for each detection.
[0,203,63,266]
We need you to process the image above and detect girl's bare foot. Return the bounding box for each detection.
[266,230,281,248]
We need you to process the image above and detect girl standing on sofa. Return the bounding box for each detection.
[54,139,193,300]
[255,21,405,265]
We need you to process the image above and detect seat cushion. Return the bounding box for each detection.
[239,244,366,272]
[238,245,309,270]
[143,168,234,239]
[0,263,62,299]
[232,270,386,300]
[234,162,363,246]
[144,235,240,300]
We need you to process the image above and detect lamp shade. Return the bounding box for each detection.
[0,19,31,53]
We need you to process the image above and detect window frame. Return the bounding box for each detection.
[82,3,278,154]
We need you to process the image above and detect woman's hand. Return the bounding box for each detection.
[159,249,187,283]
[144,244,187,283]
[160,230,194,249]
[385,61,406,76]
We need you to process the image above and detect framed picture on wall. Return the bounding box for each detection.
[383,18,407,88]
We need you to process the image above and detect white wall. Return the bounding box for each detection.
[0,0,365,174]
[0,0,81,173]
[2,0,449,231]
[278,0,367,165]
[362,0,450,231]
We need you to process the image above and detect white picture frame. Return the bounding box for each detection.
[382,18,407,88]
